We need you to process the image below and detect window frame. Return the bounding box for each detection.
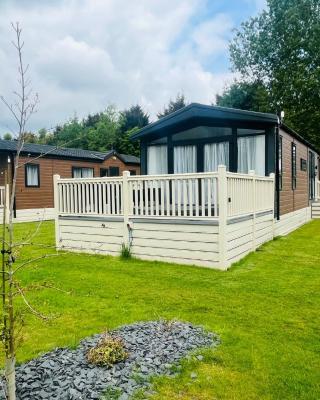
[72,166,94,178]
[291,143,297,190]
[100,168,109,177]
[279,135,283,190]
[109,166,120,176]
[25,163,40,188]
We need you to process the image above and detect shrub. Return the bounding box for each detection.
[120,243,131,259]
[87,333,128,367]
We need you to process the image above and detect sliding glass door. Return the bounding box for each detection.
[204,142,229,172]
[173,145,197,173]
[237,135,265,175]
[147,145,168,174]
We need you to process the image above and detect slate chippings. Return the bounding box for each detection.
[0,320,219,399]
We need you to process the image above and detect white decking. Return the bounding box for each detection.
[53,166,276,269]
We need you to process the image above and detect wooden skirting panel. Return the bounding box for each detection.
[0,207,55,223]
[274,207,311,236]
[58,218,124,256]
[56,207,312,270]
[131,220,220,269]
[226,212,274,266]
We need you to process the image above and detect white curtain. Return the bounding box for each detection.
[174,145,197,173]
[82,168,94,178]
[204,142,229,172]
[237,135,265,175]
[147,145,168,174]
[26,164,39,186]
[73,168,82,178]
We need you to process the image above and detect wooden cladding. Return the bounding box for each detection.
[279,128,308,216]
[15,155,139,210]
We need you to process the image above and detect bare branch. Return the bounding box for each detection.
[12,254,59,275]
[14,283,50,321]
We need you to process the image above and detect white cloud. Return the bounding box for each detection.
[0,0,235,134]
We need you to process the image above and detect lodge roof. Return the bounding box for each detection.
[131,103,279,140]
[0,139,140,164]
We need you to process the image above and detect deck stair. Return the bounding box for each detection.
[312,201,320,219]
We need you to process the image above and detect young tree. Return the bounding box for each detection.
[0,23,40,400]
[230,0,320,149]
[157,93,188,119]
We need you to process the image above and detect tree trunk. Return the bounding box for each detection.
[5,356,16,400]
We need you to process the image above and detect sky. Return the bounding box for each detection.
[0,0,266,135]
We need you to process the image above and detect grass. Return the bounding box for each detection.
[1,220,320,399]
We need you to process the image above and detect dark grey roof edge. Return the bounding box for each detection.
[131,103,278,140]
[0,139,140,163]
[280,124,319,154]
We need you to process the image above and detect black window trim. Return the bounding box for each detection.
[72,166,94,178]
[291,142,297,190]
[109,166,120,176]
[279,135,283,190]
[25,163,40,188]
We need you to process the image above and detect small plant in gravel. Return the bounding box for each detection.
[87,333,128,367]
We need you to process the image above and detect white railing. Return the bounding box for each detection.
[227,171,275,217]
[56,177,123,216]
[128,172,218,218]
[0,186,5,207]
[317,181,320,200]
[54,167,275,220]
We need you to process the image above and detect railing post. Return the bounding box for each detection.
[122,171,130,247]
[269,172,275,238]
[53,174,60,249]
[218,165,228,270]
[249,170,256,250]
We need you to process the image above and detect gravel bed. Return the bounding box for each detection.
[0,320,219,400]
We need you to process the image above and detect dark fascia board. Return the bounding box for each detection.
[280,123,319,154]
[131,103,278,140]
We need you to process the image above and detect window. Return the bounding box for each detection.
[100,168,108,177]
[204,142,229,172]
[279,135,283,190]
[237,135,265,175]
[72,167,94,178]
[172,126,232,141]
[129,170,136,175]
[291,143,297,190]
[174,145,197,173]
[147,145,168,174]
[109,166,120,176]
[25,164,40,187]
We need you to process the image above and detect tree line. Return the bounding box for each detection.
[1,94,188,157]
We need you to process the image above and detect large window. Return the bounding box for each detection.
[237,135,265,175]
[147,145,167,174]
[25,164,40,187]
[109,166,120,176]
[72,167,94,178]
[174,145,197,173]
[292,143,297,190]
[204,142,229,172]
[172,126,232,141]
[279,135,283,190]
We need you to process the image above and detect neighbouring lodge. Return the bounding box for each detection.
[0,140,140,221]
[132,103,319,219]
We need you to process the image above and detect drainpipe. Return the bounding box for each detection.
[275,119,280,220]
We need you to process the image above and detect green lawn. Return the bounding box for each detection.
[2,220,320,399]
